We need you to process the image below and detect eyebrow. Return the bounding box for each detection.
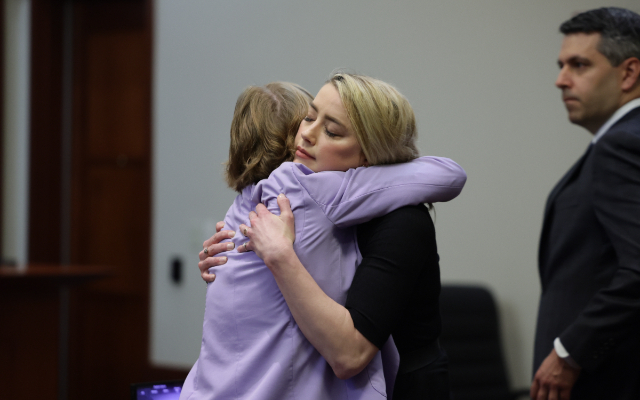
[310,102,347,128]
[558,56,591,67]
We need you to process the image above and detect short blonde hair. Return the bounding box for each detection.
[225,82,313,192]
[329,73,418,165]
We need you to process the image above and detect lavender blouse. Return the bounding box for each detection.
[181,157,466,400]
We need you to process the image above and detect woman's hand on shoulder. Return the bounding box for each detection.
[199,221,235,283]
[239,194,295,268]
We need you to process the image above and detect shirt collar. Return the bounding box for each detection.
[592,98,640,143]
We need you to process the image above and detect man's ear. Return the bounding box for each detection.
[620,57,640,91]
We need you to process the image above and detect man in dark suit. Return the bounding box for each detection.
[530,7,640,400]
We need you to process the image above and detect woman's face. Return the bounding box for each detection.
[293,83,366,172]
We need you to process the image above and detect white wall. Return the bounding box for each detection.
[151,0,639,388]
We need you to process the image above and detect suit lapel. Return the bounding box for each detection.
[539,105,640,274]
[538,144,592,270]
[545,144,592,218]
[546,106,640,213]
[546,105,640,213]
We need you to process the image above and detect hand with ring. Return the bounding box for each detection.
[199,221,235,283]
[238,194,295,266]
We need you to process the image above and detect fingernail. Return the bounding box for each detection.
[221,256,227,263]
[278,193,285,198]
[229,231,235,238]
[227,243,235,250]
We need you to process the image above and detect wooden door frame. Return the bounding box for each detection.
[26,0,187,396]
[28,0,65,264]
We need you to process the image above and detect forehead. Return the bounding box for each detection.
[558,32,604,61]
[313,84,350,123]
[315,84,343,108]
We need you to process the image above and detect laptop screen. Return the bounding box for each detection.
[130,380,184,400]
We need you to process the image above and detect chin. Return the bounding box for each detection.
[567,111,584,124]
[294,159,313,169]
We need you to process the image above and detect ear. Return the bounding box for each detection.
[620,57,640,92]
[360,154,369,167]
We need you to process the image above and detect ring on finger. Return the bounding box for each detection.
[243,227,248,236]
[203,247,208,255]
[243,242,248,251]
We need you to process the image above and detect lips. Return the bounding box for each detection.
[562,92,579,103]
[295,146,314,160]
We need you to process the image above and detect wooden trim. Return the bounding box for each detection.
[28,0,65,264]
[143,366,190,382]
[25,2,163,397]
[0,263,112,287]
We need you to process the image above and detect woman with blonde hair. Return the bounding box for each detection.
[196,73,464,399]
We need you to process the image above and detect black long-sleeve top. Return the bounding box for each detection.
[346,204,444,396]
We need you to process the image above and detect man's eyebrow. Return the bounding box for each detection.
[309,102,347,128]
[558,56,591,67]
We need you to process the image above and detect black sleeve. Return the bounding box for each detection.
[345,204,440,350]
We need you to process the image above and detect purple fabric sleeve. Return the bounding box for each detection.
[292,156,466,228]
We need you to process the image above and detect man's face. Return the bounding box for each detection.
[556,33,625,133]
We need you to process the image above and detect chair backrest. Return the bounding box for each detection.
[439,285,513,400]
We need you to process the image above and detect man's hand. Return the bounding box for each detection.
[199,221,235,282]
[530,349,581,400]
[238,194,295,266]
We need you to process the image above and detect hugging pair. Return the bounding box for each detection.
[181,73,466,400]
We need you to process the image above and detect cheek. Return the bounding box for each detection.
[345,139,363,159]
[327,142,363,166]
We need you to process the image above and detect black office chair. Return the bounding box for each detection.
[439,285,529,400]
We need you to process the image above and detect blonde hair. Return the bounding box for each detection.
[225,82,313,192]
[328,73,418,165]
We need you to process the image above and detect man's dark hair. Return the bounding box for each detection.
[560,7,640,66]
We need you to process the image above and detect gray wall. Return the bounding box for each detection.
[155,0,638,389]
[2,0,30,267]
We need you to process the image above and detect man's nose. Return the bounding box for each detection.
[556,67,570,89]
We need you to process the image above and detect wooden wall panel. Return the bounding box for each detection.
[75,167,149,294]
[69,291,148,398]
[28,0,64,263]
[0,286,59,399]
[68,1,155,398]
[85,32,150,160]
[25,2,187,399]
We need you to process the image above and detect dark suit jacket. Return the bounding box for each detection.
[534,106,640,399]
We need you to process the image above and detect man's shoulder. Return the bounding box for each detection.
[610,105,640,132]
[599,109,640,150]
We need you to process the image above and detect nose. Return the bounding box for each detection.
[555,66,570,89]
[299,120,318,145]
